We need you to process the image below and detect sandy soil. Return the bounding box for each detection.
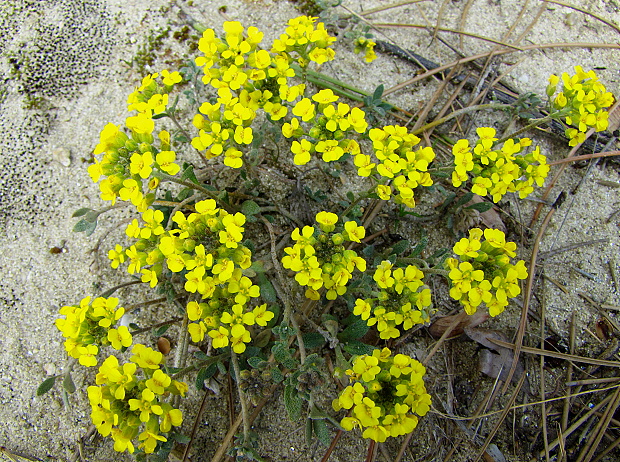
[1,0,619,461]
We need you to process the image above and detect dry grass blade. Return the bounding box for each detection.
[547,150,620,166]
[357,0,428,17]
[534,394,614,460]
[540,279,550,462]
[381,42,620,98]
[489,338,620,368]
[431,0,451,44]
[501,193,565,396]
[458,0,475,50]
[576,385,620,462]
[373,23,524,50]
[542,0,620,35]
[530,100,620,226]
[411,65,458,132]
[473,373,526,462]
[423,311,467,365]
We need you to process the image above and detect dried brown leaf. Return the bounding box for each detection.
[428,310,489,339]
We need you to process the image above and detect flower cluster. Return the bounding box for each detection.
[353,261,432,339]
[353,37,377,63]
[127,70,183,117]
[547,66,615,146]
[108,199,273,352]
[55,296,132,367]
[282,88,369,165]
[333,348,431,442]
[446,228,528,316]
[451,127,549,202]
[88,68,183,210]
[282,211,367,300]
[88,123,181,211]
[354,125,435,208]
[87,346,187,454]
[192,16,337,168]
[188,300,274,354]
[272,15,337,66]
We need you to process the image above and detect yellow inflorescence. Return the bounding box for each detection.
[354,125,435,208]
[547,66,614,146]
[108,199,274,354]
[191,16,340,168]
[55,296,132,367]
[282,212,367,300]
[451,127,549,203]
[446,228,528,316]
[354,261,433,339]
[87,346,187,454]
[333,348,431,442]
[281,88,369,166]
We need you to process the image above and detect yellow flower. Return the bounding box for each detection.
[107,326,132,350]
[344,221,365,243]
[376,184,391,200]
[156,151,180,175]
[291,139,313,165]
[292,98,316,122]
[316,211,338,232]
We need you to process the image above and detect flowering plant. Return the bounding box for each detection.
[41,10,615,460]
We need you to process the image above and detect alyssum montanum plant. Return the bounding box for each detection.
[50,14,614,456]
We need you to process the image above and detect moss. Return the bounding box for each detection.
[131,28,171,74]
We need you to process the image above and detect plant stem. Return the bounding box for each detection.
[495,108,570,144]
[171,353,229,380]
[341,192,369,218]
[410,103,512,136]
[231,350,250,444]
[174,312,190,369]
[166,109,210,168]
[153,171,233,211]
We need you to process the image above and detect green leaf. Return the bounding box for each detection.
[346,191,355,202]
[37,376,58,396]
[342,340,375,356]
[272,342,298,369]
[241,200,260,216]
[72,207,93,218]
[247,356,266,369]
[372,84,384,101]
[180,163,199,184]
[254,328,272,348]
[62,373,76,394]
[362,244,375,258]
[455,192,474,208]
[271,366,284,383]
[465,201,493,212]
[195,367,208,390]
[152,324,171,337]
[172,433,191,444]
[283,383,302,421]
[258,276,277,304]
[195,363,217,390]
[305,417,314,444]
[338,319,369,343]
[217,361,227,375]
[390,239,410,255]
[301,332,326,350]
[313,419,331,446]
[308,403,329,420]
[73,218,97,236]
[410,235,428,257]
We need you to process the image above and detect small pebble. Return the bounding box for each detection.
[52,147,71,167]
